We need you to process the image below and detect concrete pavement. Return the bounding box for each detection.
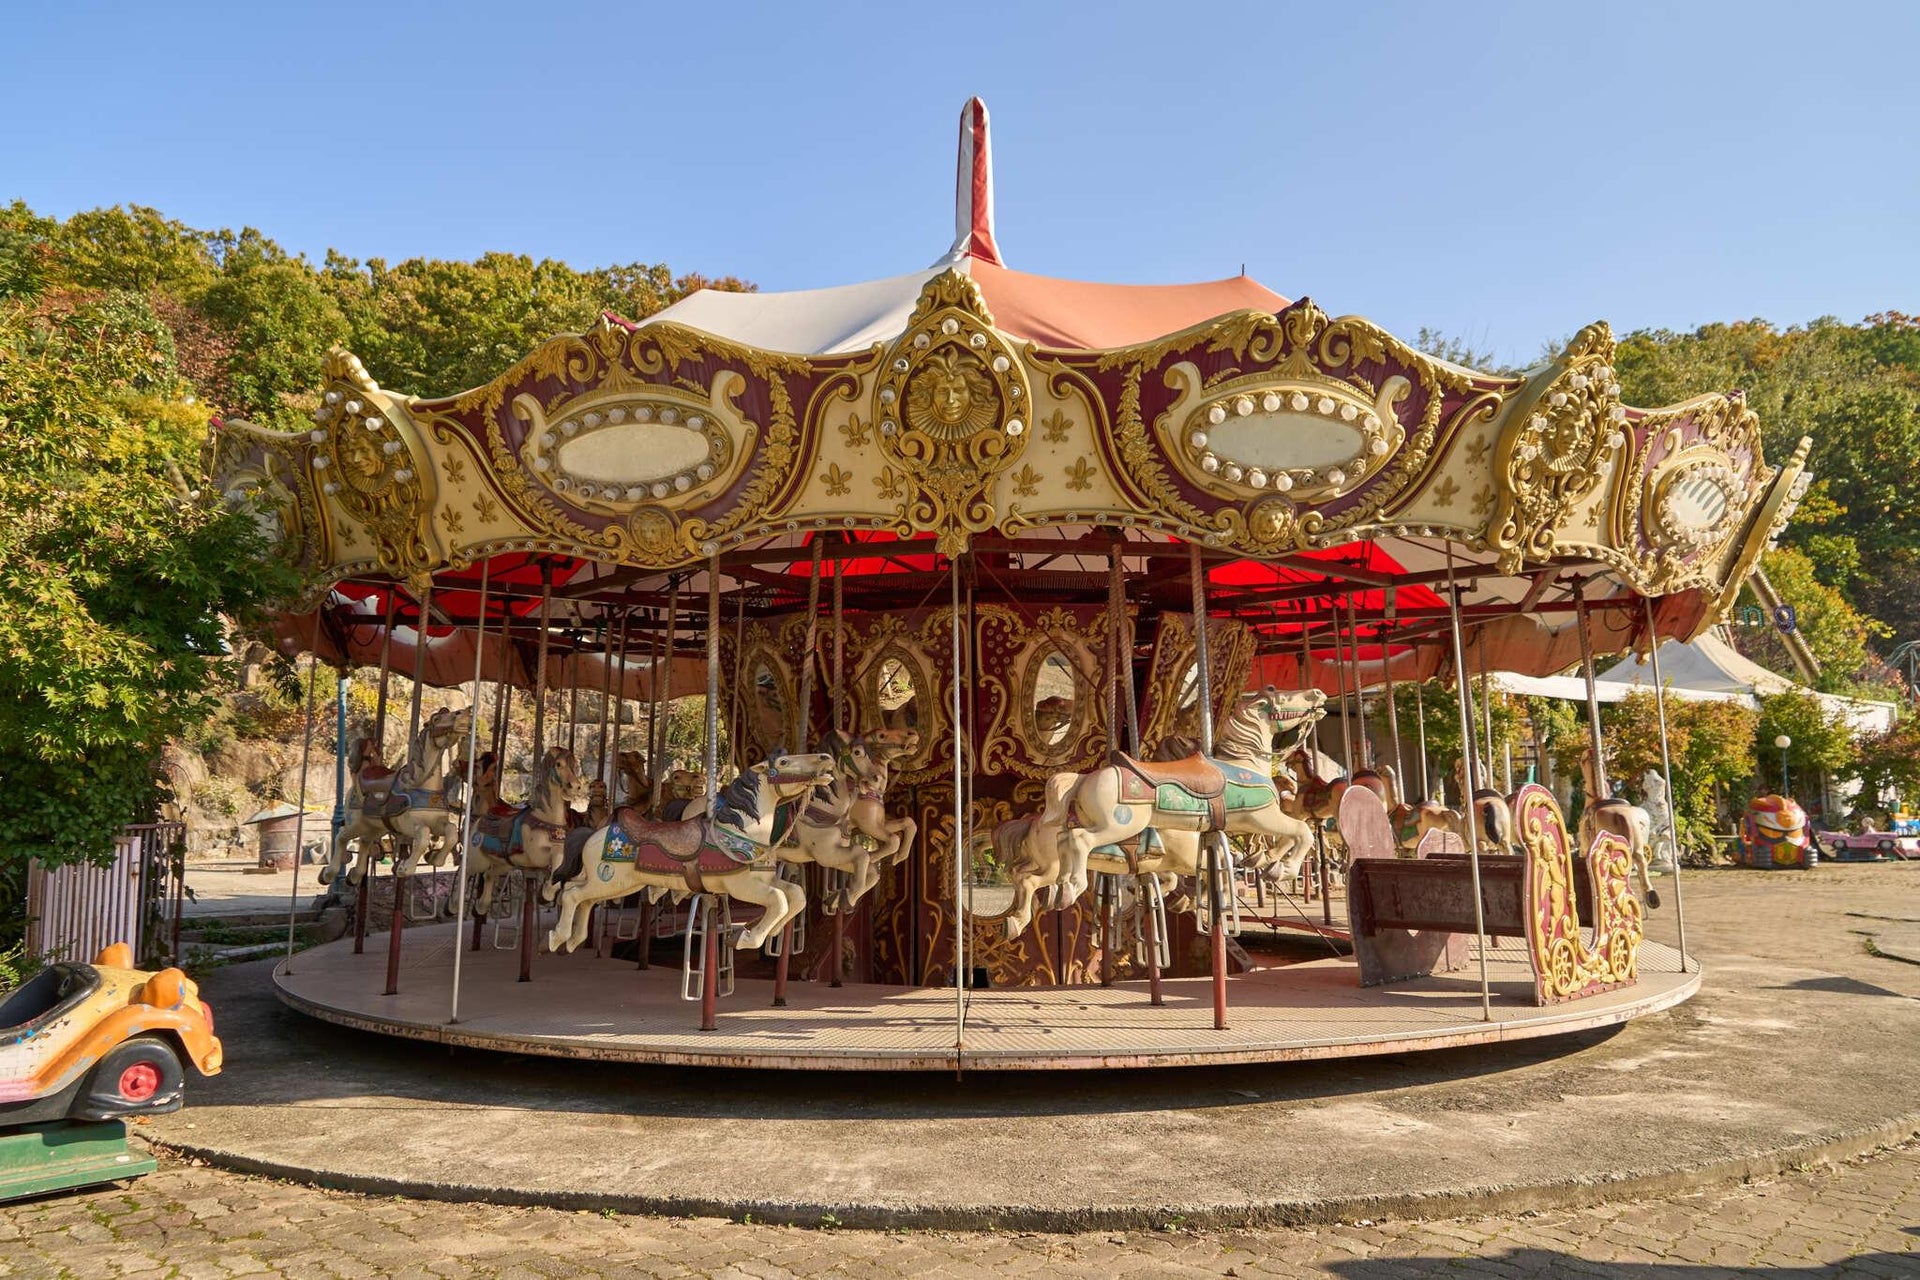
[145,862,1920,1230]
[4,1140,1916,1277]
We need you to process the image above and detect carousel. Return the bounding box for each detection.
[208,100,1806,1070]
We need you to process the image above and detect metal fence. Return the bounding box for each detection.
[25,822,187,968]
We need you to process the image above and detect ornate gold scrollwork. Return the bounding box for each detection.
[975,605,1111,779]
[1137,614,1253,753]
[1075,298,1511,556]
[871,271,1033,554]
[309,349,435,581]
[1513,785,1642,1004]
[1486,323,1627,573]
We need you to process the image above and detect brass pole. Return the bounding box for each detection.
[1444,549,1493,1021]
[796,539,823,751]
[449,558,490,1023]
[1643,595,1691,971]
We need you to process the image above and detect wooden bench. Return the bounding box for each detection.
[1342,784,1644,1006]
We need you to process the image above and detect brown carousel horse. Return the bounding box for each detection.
[1451,756,1517,854]
[321,706,472,885]
[464,747,591,915]
[546,752,838,953]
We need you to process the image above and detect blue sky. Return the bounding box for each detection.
[4,1,1916,367]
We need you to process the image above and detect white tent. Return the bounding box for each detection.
[1478,631,1897,734]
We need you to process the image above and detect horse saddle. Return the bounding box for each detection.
[474,808,526,858]
[603,807,762,893]
[1111,751,1275,827]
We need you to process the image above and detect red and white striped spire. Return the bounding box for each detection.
[948,96,1003,266]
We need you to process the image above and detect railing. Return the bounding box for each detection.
[24,822,187,968]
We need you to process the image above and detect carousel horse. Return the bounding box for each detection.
[661,768,707,820]
[464,747,591,916]
[584,779,611,829]
[1451,757,1516,855]
[615,749,650,810]
[1577,749,1659,907]
[1038,686,1327,918]
[321,706,472,885]
[545,752,838,953]
[682,728,921,912]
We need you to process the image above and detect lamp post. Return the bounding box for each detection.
[1774,734,1792,796]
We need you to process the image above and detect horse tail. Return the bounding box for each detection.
[550,823,596,888]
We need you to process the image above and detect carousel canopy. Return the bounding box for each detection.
[208,98,1810,690]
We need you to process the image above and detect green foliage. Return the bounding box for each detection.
[324,251,751,397]
[1754,688,1856,794]
[1738,548,1886,694]
[198,254,348,421]
[1598,691,1758,858]
[0,298,297,876]
[1853,714,1920,816]
[0,200,56,301]
[1383,679,1519,801]
[1615,314,1920,662]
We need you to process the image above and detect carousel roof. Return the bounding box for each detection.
[207,98,1811,690]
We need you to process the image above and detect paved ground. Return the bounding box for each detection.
[182,858,315,920]
[144,863,1920,1227]
[4,1140,1916,1278]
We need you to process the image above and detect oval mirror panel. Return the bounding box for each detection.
[1033,649,1076,749]
[1668,471,1732,530]
[876,653,919,732]
[558,424,710,485]
[750,661,786,749]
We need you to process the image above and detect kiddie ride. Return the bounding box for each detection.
[0,944,223,1200]
[1738,795,1813,869]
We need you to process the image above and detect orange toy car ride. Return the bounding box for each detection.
[1,944,223,1127]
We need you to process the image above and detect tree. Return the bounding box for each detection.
[0,296,296,902]
[1736,547,1887,694]
[52,205,221,296]
[198,255,348,422]
[1596,691,1757,862]
[1753,689,1855,803]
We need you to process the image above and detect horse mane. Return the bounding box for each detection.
[1216,700,1276,762]
[714,765,764,825]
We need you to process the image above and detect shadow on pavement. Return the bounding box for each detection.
[1324,1250,1917,1276]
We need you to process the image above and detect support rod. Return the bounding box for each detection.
[1444,550,1493,1022]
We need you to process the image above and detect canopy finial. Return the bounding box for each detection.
[949,96,1003,266]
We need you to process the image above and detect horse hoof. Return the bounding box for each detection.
[317,866,335,886]
[1646,889,1662,909]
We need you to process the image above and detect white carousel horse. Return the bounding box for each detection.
[462,747,590,914]
[1577,749,1659,907]
[546,752,838,953]
[1032,686,1328,924]
[680,727,921,913]
[321,706,472,884]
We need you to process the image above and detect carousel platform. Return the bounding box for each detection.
[271,922,1696,1071]
[145,865,1920,1229]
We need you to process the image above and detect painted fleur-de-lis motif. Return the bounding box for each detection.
[840,414,872,449]
[1064,457,1096,491]
[821,462,853,496]
[1041,409,1072,443]
[1012,464,1042,498]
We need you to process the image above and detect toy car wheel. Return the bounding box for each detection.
[73,1036,185,1120]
